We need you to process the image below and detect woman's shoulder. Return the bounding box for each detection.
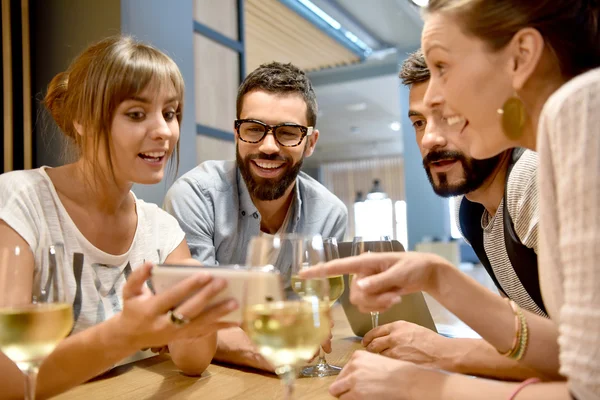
[0,167,47,189]
[0,168,49,202]
[543,67,600,119]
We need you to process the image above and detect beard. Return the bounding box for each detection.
[423,150,502,197]
[236,146,304,201]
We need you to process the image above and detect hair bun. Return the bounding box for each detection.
[44,71,70,134]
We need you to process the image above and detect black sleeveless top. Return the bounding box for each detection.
[458,149,547,315]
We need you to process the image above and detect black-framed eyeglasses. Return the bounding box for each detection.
[234,119,313,147]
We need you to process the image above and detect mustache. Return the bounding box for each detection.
[246,152,288,162]
[423,150,465,168]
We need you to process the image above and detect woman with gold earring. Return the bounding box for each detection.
[301,1,600,399]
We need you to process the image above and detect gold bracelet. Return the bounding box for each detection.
[497,299,521,357]
[511,305,529,361]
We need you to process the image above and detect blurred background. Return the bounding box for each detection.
[1,0,483,271]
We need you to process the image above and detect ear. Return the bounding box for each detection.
[508,27,545,91]
[233,122,240,145]
[73,121,84,136]
[304,129,319,157]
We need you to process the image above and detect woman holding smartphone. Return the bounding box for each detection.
[0,35,237,398]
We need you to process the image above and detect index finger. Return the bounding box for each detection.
[299,252,398,279]
[123,262,153,300]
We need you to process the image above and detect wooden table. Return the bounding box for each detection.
[53,296,472,400]
[53,304,363,400]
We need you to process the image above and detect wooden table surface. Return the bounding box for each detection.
[53,304,361,400]
[53,296,472,400]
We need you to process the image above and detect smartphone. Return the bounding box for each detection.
[151,264,283,324]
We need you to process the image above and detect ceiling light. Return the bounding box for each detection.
[280,0,373,58]
[411,0,429,6]
[346,102,368,112]
[298,0,341,29]
[390,121,401,131]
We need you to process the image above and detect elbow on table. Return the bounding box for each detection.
[169,335,218,376]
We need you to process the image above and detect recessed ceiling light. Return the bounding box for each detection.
[346,102,368,111]
[390,121,401,131]
[411,0,429,6]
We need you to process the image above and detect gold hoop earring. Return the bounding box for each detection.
[497,97,526,140]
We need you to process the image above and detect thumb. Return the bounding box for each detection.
[123,262,153,300]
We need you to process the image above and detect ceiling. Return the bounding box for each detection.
[244,0,425,167]
[305,0,424,166]
[309,0,424,52]
[245,0,361,72]
[306,73,404,166]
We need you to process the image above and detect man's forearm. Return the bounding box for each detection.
[451,338,549,381]
[214,328,273,372]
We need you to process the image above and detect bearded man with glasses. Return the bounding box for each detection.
[164,61,347,372]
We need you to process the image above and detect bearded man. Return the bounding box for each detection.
[164,61,347,371]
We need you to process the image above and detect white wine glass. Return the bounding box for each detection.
[243,234,331,400]
[0,244,73,400]
[300,237,343,377]
[351,236,393,329]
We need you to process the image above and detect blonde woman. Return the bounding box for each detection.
[0,36,237,398]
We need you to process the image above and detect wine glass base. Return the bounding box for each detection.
[300,363,342,377]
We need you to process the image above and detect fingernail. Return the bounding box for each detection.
[227,300,238,310]
[216,278,227,289]
[391,295,402,304]
[356,278,369,289]
[197,272,210,282]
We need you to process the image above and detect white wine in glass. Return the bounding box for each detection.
[294,237,344,377]
[0,245,73,400]
[351,236,393,329]
[245,300,330,370]
[244,234,331,399]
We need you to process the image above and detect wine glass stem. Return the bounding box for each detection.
[278,365,296,400]
[371,312,379,329]
[24,365,40,400]
[318,345,328,364]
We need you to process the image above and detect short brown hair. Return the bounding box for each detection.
[44,35,184,182]
[426,0,600,78]
[400,49,430,86]
[236,62,318,127]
